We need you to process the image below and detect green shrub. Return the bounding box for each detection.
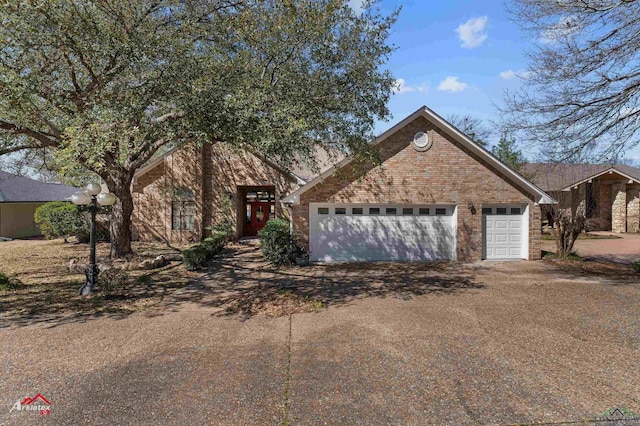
[211,219,233,236]
[182,245,209,270]
[0,271,22,291]
[34,201,110,243]
[35,201,85,241]
[98,268,129,295]
[633,261,640,274]
[182,231,229,271]
[201,231,227,256]
[259,218,291,265]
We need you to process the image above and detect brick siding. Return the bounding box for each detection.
[291,116,542,262]
[132,143,296,244]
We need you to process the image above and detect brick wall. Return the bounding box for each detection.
[292,115,541,261]
[132,143,296,244]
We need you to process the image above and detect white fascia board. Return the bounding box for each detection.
[284,106,557,205]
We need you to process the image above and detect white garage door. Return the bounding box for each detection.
[482,206,528,260]
[309,204,457,262]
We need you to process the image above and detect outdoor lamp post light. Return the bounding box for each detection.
[71,183,116,295]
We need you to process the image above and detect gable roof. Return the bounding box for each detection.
[0,170,79,203]
[132,143,308,186]
[522,163,640,192]
[283,106,556,205]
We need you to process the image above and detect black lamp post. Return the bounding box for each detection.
[71,183,116,296]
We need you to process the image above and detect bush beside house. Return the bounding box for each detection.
[182,231,228,270]
[259,218,291,265]
[34,201,109,243]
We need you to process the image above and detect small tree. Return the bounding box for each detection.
[550,204,585,258]
[492,132,527,172]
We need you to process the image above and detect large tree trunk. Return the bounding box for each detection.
[105,172,135,257]
[201,142,213,239]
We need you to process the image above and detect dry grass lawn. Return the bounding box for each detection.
[0,239,198,319]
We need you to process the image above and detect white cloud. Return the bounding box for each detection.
[437,76,468,93]
[499,69,533,80]
[393,78,429,95]
[456,16,488,49]
[348,0,365,14]
[499,70,517,80]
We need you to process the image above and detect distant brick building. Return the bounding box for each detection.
[522,163,640,233]
[132,106,558,262]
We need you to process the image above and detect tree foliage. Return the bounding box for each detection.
[447,114,491,148]
[0,0,397,256]
[492,132,527,171]
[501,0,640,161]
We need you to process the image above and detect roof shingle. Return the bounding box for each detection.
[0,171,80,203]
[521,163,640,192]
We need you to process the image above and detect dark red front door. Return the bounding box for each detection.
[248,202,270,236]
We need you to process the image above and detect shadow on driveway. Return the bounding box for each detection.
[0,241,483,328]
[155,241,484,319]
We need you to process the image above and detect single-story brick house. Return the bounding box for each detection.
[131,143,304,245]
[522,163,640,233]
[132,106,556,262]
[0,170,79,239]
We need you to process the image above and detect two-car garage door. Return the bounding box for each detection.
[308,203,529,262]
[309,204,457,262]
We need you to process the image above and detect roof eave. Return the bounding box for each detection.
[560,167,640,191]
[284,106,556,205]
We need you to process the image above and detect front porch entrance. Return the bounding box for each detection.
[242,187,276,237]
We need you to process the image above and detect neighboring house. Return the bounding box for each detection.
[132,106,556,262]
[0,171,79,239]
[522,163,640,233]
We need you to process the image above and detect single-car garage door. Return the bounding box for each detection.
[309,203,457,262]
[482,206,528,260]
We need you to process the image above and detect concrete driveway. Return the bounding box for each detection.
[1,244,639,425]
[542,232,640,264]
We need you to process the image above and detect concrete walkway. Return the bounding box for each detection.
[543,232,640,264]
[1,251,639,425]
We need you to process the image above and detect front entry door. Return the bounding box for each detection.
[249,202,270,236]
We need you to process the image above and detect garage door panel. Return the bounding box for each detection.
[495,220,508,229]
[483,209,526,260]
[310,205,456,262]
[494,247,507,257]
[495,234,508,243]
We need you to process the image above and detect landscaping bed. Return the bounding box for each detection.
[0,239,199,318]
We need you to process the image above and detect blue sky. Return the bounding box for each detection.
[368,0,534,152]
[353,0,640,163]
